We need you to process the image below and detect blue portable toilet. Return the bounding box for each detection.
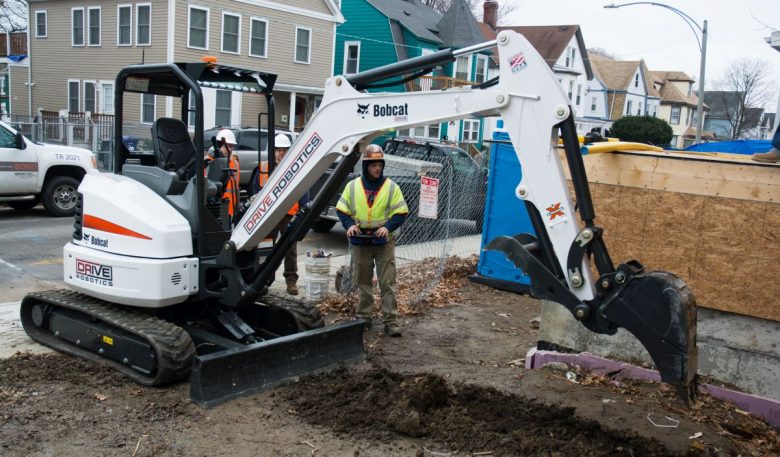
[471,120,536,293]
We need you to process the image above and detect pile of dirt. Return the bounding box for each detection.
[282,366,692,456]
[318,255,478,317]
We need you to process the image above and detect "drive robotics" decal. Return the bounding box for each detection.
[243,132,323,233]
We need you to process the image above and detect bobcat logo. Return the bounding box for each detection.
[356,103,370,119]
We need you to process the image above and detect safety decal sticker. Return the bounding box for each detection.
[509,53,528,73]
[546,202,566,225]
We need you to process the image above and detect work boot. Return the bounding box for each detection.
[384,322,402,337]
[752,148,780,163]
[286,283,299,295]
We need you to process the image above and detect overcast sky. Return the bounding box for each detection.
[503,0,779,98]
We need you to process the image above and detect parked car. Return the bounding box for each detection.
[308,137,487,233]
[202,127,296,188]
[0,120,99,216]
[383,137,488,227]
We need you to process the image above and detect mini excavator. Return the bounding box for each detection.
[21,30,697,407]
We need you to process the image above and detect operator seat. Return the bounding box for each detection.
[151,117,196,173]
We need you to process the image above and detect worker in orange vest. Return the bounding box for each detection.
[251,133,308,295]
[207,129,240,219]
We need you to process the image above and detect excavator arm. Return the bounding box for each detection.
[224,30,697,402]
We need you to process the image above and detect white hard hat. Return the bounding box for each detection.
[275,133,292,149]
[217,129,237,145]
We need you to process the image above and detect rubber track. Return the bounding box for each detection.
[20,289,195,387]
[258,293,325,330]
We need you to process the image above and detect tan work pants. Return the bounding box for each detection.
[352,240,398,324]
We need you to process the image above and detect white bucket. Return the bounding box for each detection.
[305,257,331,300]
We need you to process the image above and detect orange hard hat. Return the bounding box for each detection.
[362,145,384,161]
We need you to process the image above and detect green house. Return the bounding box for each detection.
[335,0,492,151]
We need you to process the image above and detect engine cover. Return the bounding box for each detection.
[64,242,199,308]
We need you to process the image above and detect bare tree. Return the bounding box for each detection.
[0,0,28,34]
[712,58,774,139]
[420,0,517,25]
[587,47,615,60]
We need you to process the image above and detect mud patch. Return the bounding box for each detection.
[282,367,692,456]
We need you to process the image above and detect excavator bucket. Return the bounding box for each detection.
[600,269,698,403]
[190,320,366,407]
[486,236,697,404]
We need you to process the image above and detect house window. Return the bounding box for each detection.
[565,47,576,67]
[83,82,96,113]
[87,7,100,46]
[591,96,597,112]
[475,55,487,83]
[221,12,240,54]
[249,18,268,57]
[68,81,80,112]
[567,81,574,102]
[136,4,151,46]
[188,91,196,127]
[294,27,311,64]
[0,76,5,96]
[101,83,114,114]
[634,73,639,88]
[72,8,84,46]
[141,93,155,124]
[462,119,479,142]
[343,41,360,74]
[576,84,582,105]
[215,90,232,127]
[117,5,132,46]
[35,11,47,38]
[188,6,209,49]
[626,100,633,115]
[428,123,440,139]
[670,106,681,125]
[637,102,642,116]
[685,107,692,126]
[454,56,469,81]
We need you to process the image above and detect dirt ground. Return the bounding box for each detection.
[1,261,778,457]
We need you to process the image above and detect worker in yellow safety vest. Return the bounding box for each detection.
[251,133,309,296]
[336,144,408,337]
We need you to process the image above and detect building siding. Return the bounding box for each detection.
[174,1,335,89]
[28,0,168,119]
[334,0,394,80]
[9,65,29,116]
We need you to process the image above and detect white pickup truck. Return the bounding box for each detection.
[0,120,99,216]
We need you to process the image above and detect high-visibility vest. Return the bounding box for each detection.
[225,157,239,217]
[336,178,408,229]
[204,156,240,217]
[257,162,298,216]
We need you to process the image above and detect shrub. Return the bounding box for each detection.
[609,115,673,147]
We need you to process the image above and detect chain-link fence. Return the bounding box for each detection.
[334,138,487,308]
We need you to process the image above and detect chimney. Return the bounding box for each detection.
[483,1,498,29]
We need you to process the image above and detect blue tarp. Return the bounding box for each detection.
[684,140,772,155]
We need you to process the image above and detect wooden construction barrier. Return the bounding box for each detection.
[562,149,780,322]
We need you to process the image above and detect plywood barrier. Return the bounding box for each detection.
[562,149,780,322]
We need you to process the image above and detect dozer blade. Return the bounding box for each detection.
[190,320,366,407]
[601,269,698,404]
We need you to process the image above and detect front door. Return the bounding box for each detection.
[0,124,38,194]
